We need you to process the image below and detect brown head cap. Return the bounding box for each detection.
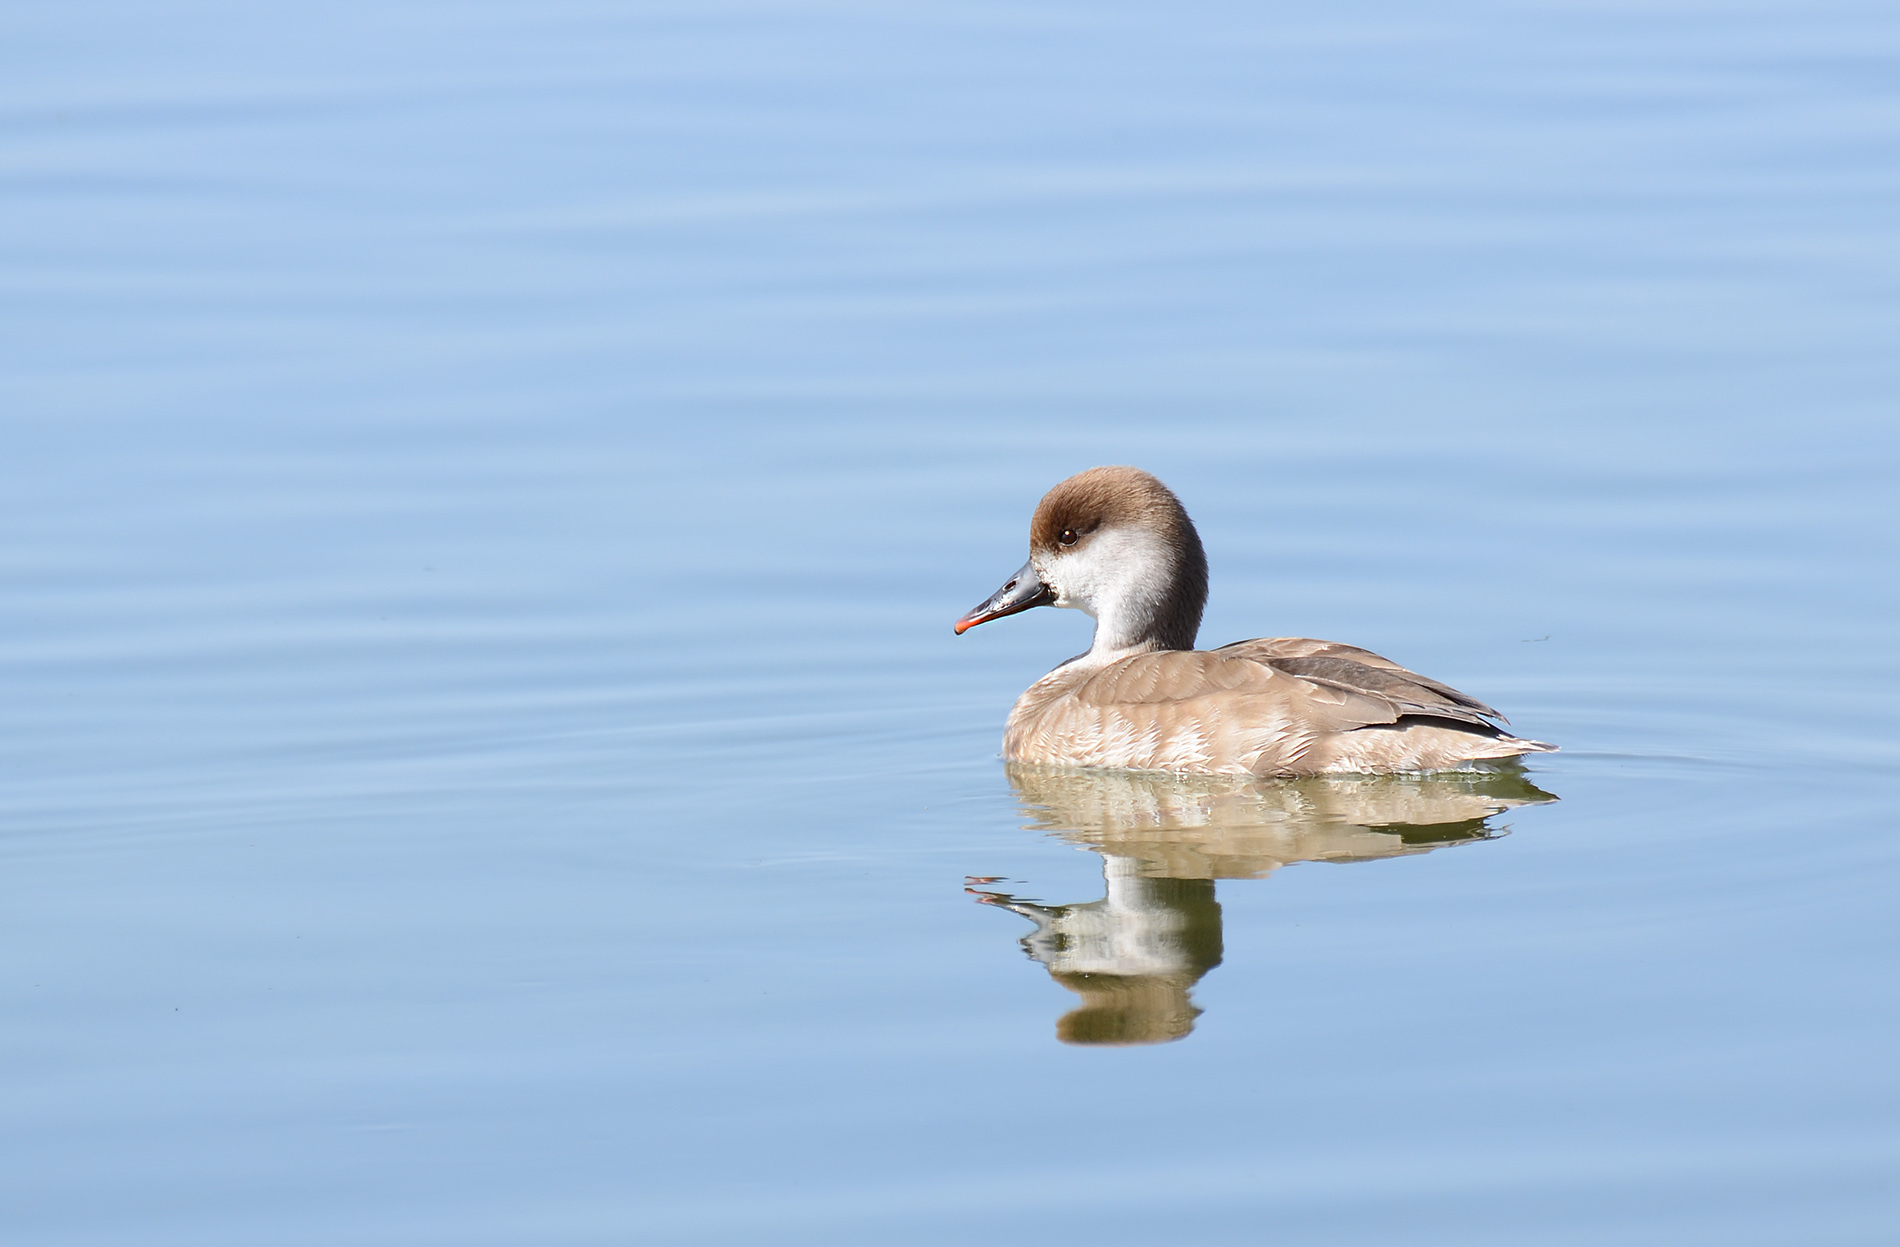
[1029,466,1195,556]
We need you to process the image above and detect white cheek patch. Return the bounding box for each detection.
[1042,527,1175,654]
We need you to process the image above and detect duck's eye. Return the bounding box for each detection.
[1057,528,1078,546]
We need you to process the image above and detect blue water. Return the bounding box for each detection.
[5,2,1900,1242]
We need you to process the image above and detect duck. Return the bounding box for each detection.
[953,466,1554,776]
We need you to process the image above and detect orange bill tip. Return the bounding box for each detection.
[953,611,994,635]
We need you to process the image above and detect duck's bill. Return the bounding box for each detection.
[954,559,1055,634]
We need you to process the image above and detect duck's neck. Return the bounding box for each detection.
[1080,525,1208,663]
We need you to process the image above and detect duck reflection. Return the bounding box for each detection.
[970,764,1556,1046]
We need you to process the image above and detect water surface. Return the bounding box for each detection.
[4,1,1899,1243]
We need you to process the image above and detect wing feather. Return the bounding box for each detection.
[1214,637,1507,723]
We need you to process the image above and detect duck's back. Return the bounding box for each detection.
[1003,638,1552,777]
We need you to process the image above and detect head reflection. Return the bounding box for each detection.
[970,764,1557,1046]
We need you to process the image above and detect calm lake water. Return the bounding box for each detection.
[5,2,1899,1243]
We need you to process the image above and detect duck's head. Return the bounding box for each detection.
[954,466,1208,655]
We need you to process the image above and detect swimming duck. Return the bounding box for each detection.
[954,466,1554,775]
